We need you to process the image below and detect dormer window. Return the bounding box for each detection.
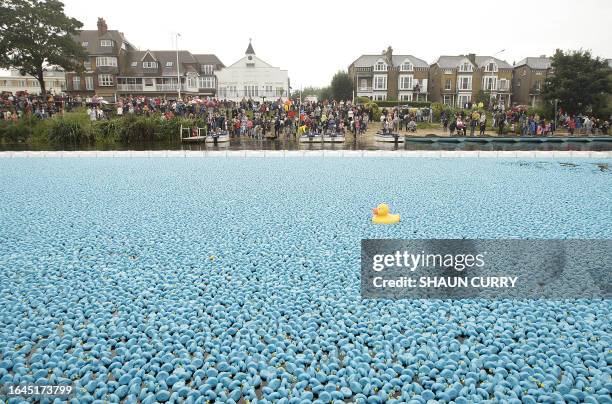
[458,62,473,72]
[401,62,413,71]
[375,61,387,71]
[143,62,158,68]
[485,62,497,72]
[100,40,113,47]
[131,61,137,67]
[81,41,89,47]
[166,61,173,67]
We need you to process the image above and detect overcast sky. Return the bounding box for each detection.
[59,0,612,88]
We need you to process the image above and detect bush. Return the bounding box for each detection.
[48,118,94,144]
[365,102,381,122]
[0,116,37,143]
[95,119,124,142]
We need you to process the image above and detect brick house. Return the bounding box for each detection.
[512,57,552,107]
[65,18,135,101]
[348,47,429,102]
[116,50,224,97]
[429,54,513,108]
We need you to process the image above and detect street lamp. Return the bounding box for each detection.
[175,33,181,99]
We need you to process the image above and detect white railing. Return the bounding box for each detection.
[117,84,143,91]
[157,84,180,91]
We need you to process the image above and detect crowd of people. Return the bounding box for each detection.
[0,91,65,121]
[2,91,611,137]
[108,96,375,139]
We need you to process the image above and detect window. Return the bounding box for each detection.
[483,76,497,91]
[401,62,413,71]
[458,76,472,90]
[100,40,113,47]
[485,62,497,72]
[443,95,453,106]
[373,75,387,90]
[533,80,541,91]
[198,77,214,88]
[166,61,173,67]
[359,78,368,90]
[265,85,273,94]
[81,41,88,47]
[84,61,92,71]
[458,62,473,72]
[244,85,258,97]
[121,42,127,50]
[373,94,386,101]
[18,80,26,87]
[201,65,214,75]
[72,76,80,90]
[399,75,413,90]
[374,61,387,71]
[96,57,117,67]
[98,74,113,86]
[400,94,412,101]
[85,76,94,90]
[499,79,509,91]
[458,94,471,107]
[444,79,451,90]
[246,63,255,68]
[131,61,137,67]
[143,62,158,68]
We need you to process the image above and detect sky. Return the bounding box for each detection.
[56,0,612,88]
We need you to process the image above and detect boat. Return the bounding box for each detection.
[299,132,323,143]
[180,125,230,143]
[322,133,346,143]
[375,132,404,143]
[204,131,230,143]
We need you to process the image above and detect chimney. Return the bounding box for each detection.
[467,53,476,64]
[97,17,108,35]
[540,54,546,58]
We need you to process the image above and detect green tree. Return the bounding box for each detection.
[0,0,86,94]
[475,90,491,107]
[319,86,332,101]
[542,49,611,116]
[291,86,322,100]
[330,71,353,101]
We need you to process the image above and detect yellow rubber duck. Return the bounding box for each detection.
[372,203,400,224]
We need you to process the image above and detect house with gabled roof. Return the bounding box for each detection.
[512,56,552,107]
[65,18,136,100]
[429,53,513,108]
[348,47,429,102]
[65,17,224,100]
[215,40,290,101]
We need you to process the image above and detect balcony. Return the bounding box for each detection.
[117,83,186,92]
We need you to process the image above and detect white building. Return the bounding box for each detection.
[216,41,289,101]
[0,69,66,94]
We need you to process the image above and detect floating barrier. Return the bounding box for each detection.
[404,135,611,143]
